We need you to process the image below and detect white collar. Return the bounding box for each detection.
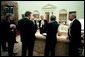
[71,18,75,23]
[50,21,55,23]
[25,17,29,19]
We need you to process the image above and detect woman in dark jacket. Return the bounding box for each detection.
[6,14,17,56]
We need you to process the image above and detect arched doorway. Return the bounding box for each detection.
[33,10,39,19]
[59,9,67,25]
[42,4,56,22]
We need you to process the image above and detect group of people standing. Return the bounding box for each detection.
[0,11,82,56]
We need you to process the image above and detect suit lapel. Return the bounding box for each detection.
[68,19,76,36]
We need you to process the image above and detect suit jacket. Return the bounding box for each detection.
[9,20,16,32]
[39,20,48,28]
[33,20,38,33]
[8,20,16,42]
[68,19,81,47]
[0,20,10,42]
[39,20,48,33]
[46,21,59,43]
[0,20,3,42]
[17,18,36,42]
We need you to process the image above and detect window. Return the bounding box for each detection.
[59,9,67,25]
[4,5,13,14]
[33,10,39,19]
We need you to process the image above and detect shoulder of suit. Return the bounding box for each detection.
[75,19,81,23]
[73,19,81,26]
[44,20,46,21]
[34,20,36,22]
[18,18,27,23]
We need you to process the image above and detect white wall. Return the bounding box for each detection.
[79,19,84,30]
[13,1,84,20]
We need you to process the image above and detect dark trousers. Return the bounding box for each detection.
[1,35,8,51]
[8,42,14,56]
[69,42,80,56]
[1,39,7,51]
[44,41,56,56]
[8,33,16,56]
[22,40,35,56]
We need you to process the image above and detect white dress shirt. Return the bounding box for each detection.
[40,20,45,28]
[68,19,75,36]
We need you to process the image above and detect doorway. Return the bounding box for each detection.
[45,12,50,22]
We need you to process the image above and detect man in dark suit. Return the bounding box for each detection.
[39,15,48,34]
[0,19,2,54]
[1,15,9,52]
[68,13,81,56]
[31,16,38,33]
[44,15,59,56]
[6,14,17,56]
[17,11,36,56]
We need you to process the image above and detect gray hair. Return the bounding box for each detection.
[70,13,76,18]
[50,15,56,21]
